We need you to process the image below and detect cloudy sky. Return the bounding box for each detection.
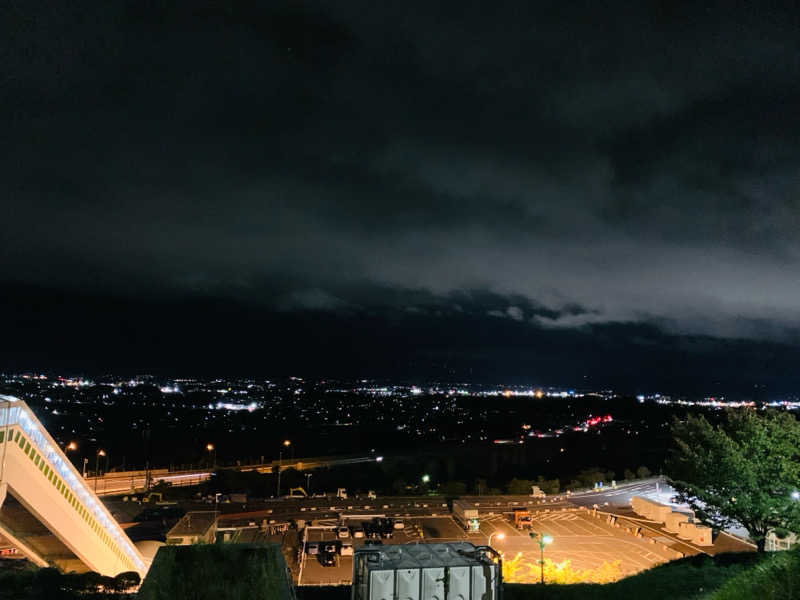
[3,1,800,391]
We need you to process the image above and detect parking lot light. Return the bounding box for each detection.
[530,532,554,584]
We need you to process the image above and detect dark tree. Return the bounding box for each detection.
[668,410,800,551]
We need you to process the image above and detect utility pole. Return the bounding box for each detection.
[276,440,290,497]
[276,450,282,497]
[95,449,106,492]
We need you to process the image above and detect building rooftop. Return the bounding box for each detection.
[167,511,217,537]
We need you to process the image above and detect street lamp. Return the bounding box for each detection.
[277,440,291,497]
[791,491,800,500]
[305,472,313,494]
[95,449,106,492]
[488,532,505,547]
[66,441,78,452]
[95,449,106,475]
[421,474,430,483]
[530,533,553,584]
[206,443,216,468]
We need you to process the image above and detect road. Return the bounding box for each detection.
[87,454,378,496]
[566,478,677,508]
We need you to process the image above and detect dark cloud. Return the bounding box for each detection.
[3,1,800,385]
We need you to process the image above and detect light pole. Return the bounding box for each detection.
[206,443,216,469]
[82,458,88,479]
[305,472,312,494]
[530,533,553,584]
[65,441,77,467]
[95,449,106,492]
[277,440,290,497]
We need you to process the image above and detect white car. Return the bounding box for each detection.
[352,527,365,538]
[337,526,350,539]
[340,541,354,556]
[393,519,405,530]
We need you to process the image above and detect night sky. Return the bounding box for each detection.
[4,2,800,392]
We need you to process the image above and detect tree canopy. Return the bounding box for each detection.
[667,409,800,550]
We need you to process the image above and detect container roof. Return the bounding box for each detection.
[354,542,493,570]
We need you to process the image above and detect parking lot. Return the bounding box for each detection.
[481,509,679,578]
[299,516,428,586]
[297,508,685,585]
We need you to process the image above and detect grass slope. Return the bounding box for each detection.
[503,552,772,600]
[138,544,292,600]
[708,547,800,600]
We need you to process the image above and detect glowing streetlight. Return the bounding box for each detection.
[66,441,78,452]
[488,531,505,547]
[206,443,216,468]
[277,440,291,497]
[421,474,430,483]
[792,491,800,500]
[530,533,554,584]
[95,449,107,492]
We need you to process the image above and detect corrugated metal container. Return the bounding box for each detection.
[651,504,672,522]
[352,542,500,600]
[664,512,690,533]
[631,496,672,523]
[677,521,697,540]
[692,526,713,546]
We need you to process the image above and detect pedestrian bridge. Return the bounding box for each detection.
[0,395,147,577]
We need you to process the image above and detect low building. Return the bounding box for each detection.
[165,511,217,546]
[766,530,799,552]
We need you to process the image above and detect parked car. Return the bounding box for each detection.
[337,526,350,539]
[352,526,364,538]
[393,519,405,530]
[319,552,336,567]
[306,542,319,555]
[340,541,354,556]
